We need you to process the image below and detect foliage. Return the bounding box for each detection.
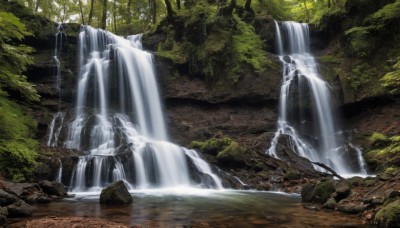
[252,0,289,20]
[381,59,400,94]
[155,0,269,84]
[0,11,39,102]
[0,98,38,181]
[0,10,39,181]
[369,132,389,145]
[344,26,377,58]
[366,0,400,24]
[346,62,376,90]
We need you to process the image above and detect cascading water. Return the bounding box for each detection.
[47,26,224,192]
[268,21,367,175]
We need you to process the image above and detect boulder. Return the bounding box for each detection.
[39,180,67,197]
[100,181,133,205]
[384,189,400,199]
[337,202,368,214]
[25,193,52,204]
[4,183,42,198]
[0,189,19,206]
[7,200,33,217]
[313,181,335,203]
[334,181,351,201]
[323,198,337,210]
[301,183,316,202]
[374,199,400,227]
[0,207,8,217]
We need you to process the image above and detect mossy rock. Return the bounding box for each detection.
[189,137,232,155]
[374,199,400,227]
[99,181,133,205]
[216,141,246,165]
[301,183,316,202]
[347,176,365,187]
[314,181,336,203]
[284,169,301,181]
[323,198,337,210]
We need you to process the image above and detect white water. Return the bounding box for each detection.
[48,26,224,192]
[268,21,367,175]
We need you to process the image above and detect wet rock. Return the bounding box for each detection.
[347,176,365,187]
[334,181,351,201]
[337,202,367,214]
[0,189,19,206]
[39,180,67,197]
[25,193,52,204]
[364,178,377,187]
[301,183,316,202]
[100,180,133,205]
[323,198,337,209]
[4,183,42,198]
[314,181,335,203]
[378,172,393,181]
[384,189,400,199]
[7,200,33,217]
[374,199,400,227]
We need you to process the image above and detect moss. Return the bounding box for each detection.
[344,26,377,58]
[367,0,400,24]
[284,169,301,180]
[216,141,245,163]
[381,59,400,94]
[369,132,390,147]
[313,181,336,203]
[374,199,400,227]
[0,98,38,181]
[346,62,377,90]
[189,137,232,155]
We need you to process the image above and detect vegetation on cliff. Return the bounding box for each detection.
[0,7,39,181]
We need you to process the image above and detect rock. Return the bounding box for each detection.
[334,181,351,201]
[374,199,400,227]
[323,198,337,209]
[337,202,368,214]
[0,189,19,206]
[314,181,335,203]
[0,207,8,217]
[4,182,42,198]
[364,178,377,187]
[378,172,393,181]
[100,181,132,205]
[39,180,67,197]
[384,189,400,199]
[347,176,365,187]
[7,200,33,217]
[25,193,52,204]
[301,183,316,202]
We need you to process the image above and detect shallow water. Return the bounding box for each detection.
[9,190,372,227]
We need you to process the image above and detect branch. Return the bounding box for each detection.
[311,162,345,180]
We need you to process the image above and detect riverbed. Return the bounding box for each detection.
[7,189,373,227]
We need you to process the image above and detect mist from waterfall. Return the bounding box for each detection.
[268,21,367,175]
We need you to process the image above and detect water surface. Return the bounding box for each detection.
[9,190,371,227]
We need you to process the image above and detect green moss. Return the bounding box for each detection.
[346,62,378,91]
[189,137,232,155]
[0,98,38,181]
[381,59,400,94]
[367,0,400,24]
[216,140,245,163]
[344,26,377,58]
[369,132,389,144]
[313,181,335,203]
[374,199,400,227]
[284,169,301,180]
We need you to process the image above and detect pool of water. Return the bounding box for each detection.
[9,189,373,227]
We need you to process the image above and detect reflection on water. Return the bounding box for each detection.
[10,190,372,227]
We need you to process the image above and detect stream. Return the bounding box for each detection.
[8,190,373,227]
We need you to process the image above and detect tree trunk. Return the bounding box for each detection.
[127,0,132,25]
[35,0,40,13]
[61,0,67,23]
[78,0,85,24]
[165,0,174,18]
[113,0,117,33]
[88,0,95,25]
[177,0,181,10]
[149,0,157,23]
[244,0,251,12]
[302,0,310,22]
[101,0,108,30]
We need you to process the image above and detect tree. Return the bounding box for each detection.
[88,0,95,25]
[101,0,108,29]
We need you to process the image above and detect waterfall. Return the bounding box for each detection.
[48,26,224,192]
[268,21,366,175]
